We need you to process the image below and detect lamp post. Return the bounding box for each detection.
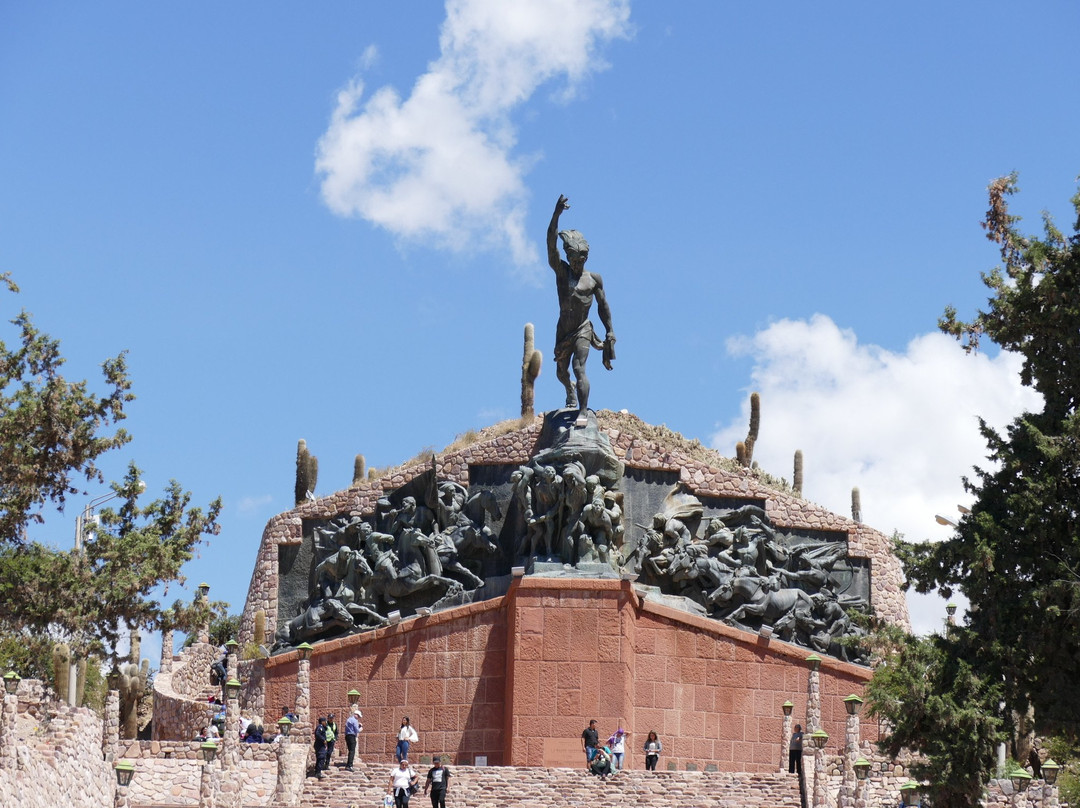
[1041,760,1060,808]
[1,671,19,772]
[1011,767,1032,808]
[295,643,313,741]
[840,694,864,808]
[900,780,920,808]
[805,654,822,793]
[222,678,241,770]
[854,758,871,808]
[781,700,794,773]
[114,761,135,808]
[199,740,219,808]
[810,729,829,808]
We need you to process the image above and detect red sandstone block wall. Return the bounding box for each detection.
[265,579,873,773]
[265,600,508,766]
[630,609,875,773]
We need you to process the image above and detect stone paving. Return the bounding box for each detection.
[288,760,803,808]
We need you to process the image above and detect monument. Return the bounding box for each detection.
[237,196,908,769]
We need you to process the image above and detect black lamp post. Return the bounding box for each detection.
[197,583,210,600]
[806,654,822,672]
[225,639,238,656]
[200,741,219,764]
[277,717,293,738]
[782,700,794,716]
[296,643,313,661]
[844,694,864,715]
[900,780,921,807]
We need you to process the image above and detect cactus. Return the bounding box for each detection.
[353,455,366,486]
[851,487,862,523]
[521,323,543,418]
[793,450,804,496]
[254,609,267,645]
[736,393,760,467]
[295,439,319,504]
[129,627,140,665]
[119,661,141,739]
[53,642,71,701]
[75,657,87,706]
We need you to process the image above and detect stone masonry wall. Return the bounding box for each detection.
[153,641,221,741]
[239,412,909,649]
[0,694,113,808]
[122,746,277,807]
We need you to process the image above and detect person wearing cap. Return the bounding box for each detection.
[423,756,451,808]
[388,758,418,808]
[344,709,363,770]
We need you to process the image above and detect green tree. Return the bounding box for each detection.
[866,626,1003,808]
[0,277,222,670]
[0,273,133,544]
[874,175,1080,806]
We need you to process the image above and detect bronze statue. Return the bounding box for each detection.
[547,195,615,423]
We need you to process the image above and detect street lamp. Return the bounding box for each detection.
[276,717,293,738]
[782,701,794,716]
[1011,768,1032,794]
[806,654,822,672]
[854,758,871,781]
[844,694,864,715]
[225,679,241,700]
[810,730,828,749]
[296,643,313,661]
[224,640,238,655]
[114,760,136,787]
[946,603,957,617]
[200,741,219,764]
[1042,760,1060,786]
[2,671,20,695]
[197,583,210,600]
[900,780,921,807]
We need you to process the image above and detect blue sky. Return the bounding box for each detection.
[2,1,1076,652]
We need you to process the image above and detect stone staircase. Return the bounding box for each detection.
[288,761,802,808]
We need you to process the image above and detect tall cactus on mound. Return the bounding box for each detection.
[736,392,761,467]
[793,450,804,496]
[521,323,542,418]
[254,609,267,645]
[52,642,71,702]
[295,439,319,504]
[352,454,366,486]
[851,487,862,523]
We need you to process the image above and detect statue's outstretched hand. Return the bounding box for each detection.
[556,194,570,212]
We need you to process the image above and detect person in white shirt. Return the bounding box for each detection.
[387,758,418,808]
[395,716,418,762]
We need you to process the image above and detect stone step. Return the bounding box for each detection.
[281,761,801,808]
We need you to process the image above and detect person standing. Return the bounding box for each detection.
[325,713,338,768]
[643,730,662,771]
[608,727,629,770]
[789,723,804,778]
[344,709,362,771]
[388,758,418,808]
[581,719,599,768]
[314,717,329,778]
[396,716,418,763]
[422,756,452,808]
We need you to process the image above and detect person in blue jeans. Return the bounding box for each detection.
[396,716,418,763]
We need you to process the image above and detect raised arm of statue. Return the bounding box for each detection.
[547,194,570,271]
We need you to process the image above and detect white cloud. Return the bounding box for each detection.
[315,0,632,269]
[236,494,273,515]
[710,314,1042,635]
